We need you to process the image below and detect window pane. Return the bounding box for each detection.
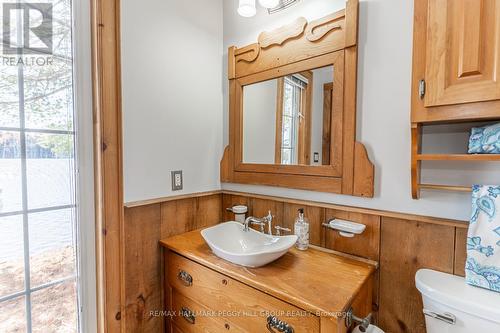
[0,64,20,128]
[29,209,76,287]
[24,65,74,131]
[31,281,78,333]
[283,82,293,116]
[23,0,74,131]
[0,215,25,298]
[0,131,22,213]
[26,133,75,209]
[0,296,27,333]
[281,148,292,165]
[1,0,81,331]
[282,117,293,147]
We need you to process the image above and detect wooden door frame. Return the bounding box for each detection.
[274,77,285,164]
[322,82,333,165]
[91,0,124,332]
[298,71,313,165]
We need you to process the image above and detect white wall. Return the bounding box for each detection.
[120,0,497,220]
[222,0,498,221]
[243,79,277,163]
[121,0,223,203]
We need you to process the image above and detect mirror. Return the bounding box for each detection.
[222,4,375,197]
[242,65,334,166]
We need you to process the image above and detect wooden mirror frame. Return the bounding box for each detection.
[221,0,375,197]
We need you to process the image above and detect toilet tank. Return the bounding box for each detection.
[415,269,500,333]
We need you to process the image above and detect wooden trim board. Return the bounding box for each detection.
[124,190,222,208]
[91,0,124,331]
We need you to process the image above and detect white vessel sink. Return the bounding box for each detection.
[201,222,298,267]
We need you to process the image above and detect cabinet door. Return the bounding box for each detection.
[425,0,500,107]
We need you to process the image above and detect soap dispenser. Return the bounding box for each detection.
[294,208,309,250]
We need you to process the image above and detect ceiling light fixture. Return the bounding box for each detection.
[259,0,280,9]
[238,0,257,17]
[238,0,300,17]
[267,0,301,14]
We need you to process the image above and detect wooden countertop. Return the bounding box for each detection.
[160,229,376,316]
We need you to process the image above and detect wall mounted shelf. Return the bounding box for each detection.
[412,123,500,198]
[416,154,500,162]
[410,0,500,199]
[418,184,472,193]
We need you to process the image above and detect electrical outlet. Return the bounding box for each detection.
[171,170,183,191]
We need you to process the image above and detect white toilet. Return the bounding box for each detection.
[415,269,500,332]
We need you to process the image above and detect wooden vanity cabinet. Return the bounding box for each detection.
[412,0,500,123]
[161,231,375,333]
[167,252,320,333]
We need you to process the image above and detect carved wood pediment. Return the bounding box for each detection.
[229,8,352,79]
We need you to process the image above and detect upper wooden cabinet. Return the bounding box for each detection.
[425,0,500,107]
[412,0,500,123]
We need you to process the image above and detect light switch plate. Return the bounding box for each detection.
[171,170,183,191]
[313,152,320,163]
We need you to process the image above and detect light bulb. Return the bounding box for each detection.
[238,0,257,17]
[259,0,280,8]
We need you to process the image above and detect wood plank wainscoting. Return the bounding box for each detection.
[123,191,468,333]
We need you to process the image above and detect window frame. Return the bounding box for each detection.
[0,0,96,331]
[274,71,313,165]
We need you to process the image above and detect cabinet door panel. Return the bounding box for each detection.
[425,0,500,107]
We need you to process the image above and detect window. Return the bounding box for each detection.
[0,0,94,332]
[276,73,311,165]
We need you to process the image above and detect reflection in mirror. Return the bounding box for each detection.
[242,65,334,166]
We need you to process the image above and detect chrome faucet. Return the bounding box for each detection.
[243,211,273,235]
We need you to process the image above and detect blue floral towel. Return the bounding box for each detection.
[468,122,500,154]
[466,185,500,292]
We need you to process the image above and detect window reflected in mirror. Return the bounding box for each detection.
[242,65,334,166]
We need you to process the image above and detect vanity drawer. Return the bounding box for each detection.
[172,289,247,333]
[167,252,320,332]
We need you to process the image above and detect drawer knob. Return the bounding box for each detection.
[181,306,196,325]
[222,279,228,285]
[177,270,193,286]
[267,315,294,333]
